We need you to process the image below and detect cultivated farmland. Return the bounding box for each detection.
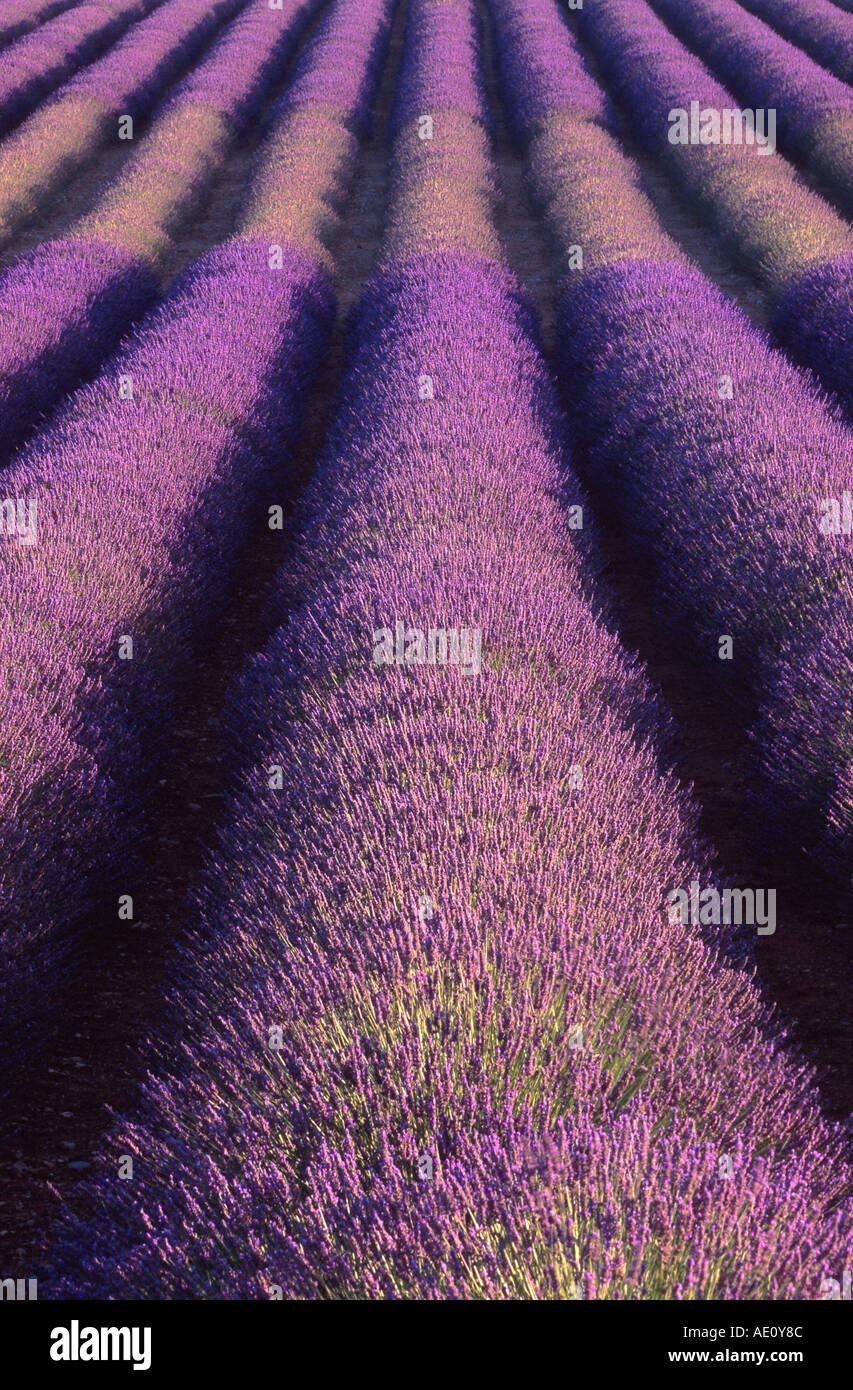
[0,0,851,1309]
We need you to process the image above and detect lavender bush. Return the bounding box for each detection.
[573,0,853,429]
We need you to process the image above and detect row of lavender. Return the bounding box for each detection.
[0,0,159,139]
[0,0,321,471]
[0,0,390,1089]
[649,0,853,217]
[572,0,853,426]
[516,0,853,884]
[736,0,853,85]
[44,0,852,1301]
[0,1,80,53]
[0,0,245,254]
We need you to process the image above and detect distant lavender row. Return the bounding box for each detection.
[491,0,685,270]
[389,0,490,134]
[650,0,853,219]
[0,0,318,472]
[0,0,392,1089]
[60,0,244,115]
[0,0,243,252]
[491,0,606,141]
[44,0,852,1302]
[0,1,80,53]
[736,0,853,87]
[0,0,158,140]
[237,0,392,264]
[575,0,853,297]
[271,0,388,134]
[492,0,853,882]
[575,0,853,453]
[636,0,853,428]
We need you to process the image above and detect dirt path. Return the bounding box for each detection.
[0,0,405,1282]
[479,0,853,1136]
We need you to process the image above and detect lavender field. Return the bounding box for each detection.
[0,0,852,1313]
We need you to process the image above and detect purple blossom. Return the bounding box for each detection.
[490,0,853,883]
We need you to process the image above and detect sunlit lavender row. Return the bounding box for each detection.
[577,0,853,297]
[575,0,853,440]
[641,0,853,432]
